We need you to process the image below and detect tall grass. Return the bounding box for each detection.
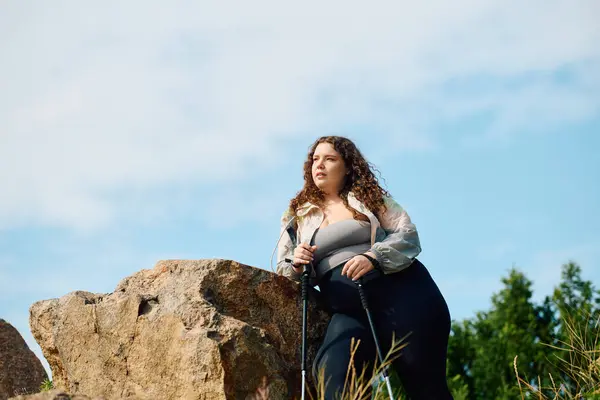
[514,309,600,399]
[248,333,409,400]
[310,335,407,400]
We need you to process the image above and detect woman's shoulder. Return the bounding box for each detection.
[382,193,399,205]
[280,202,309,220]
[280,206,295,221]
[379,193,406,215]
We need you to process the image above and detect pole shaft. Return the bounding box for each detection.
[302,295,307,370]
[364,305,385,363]
[301,270,310,399]
[357,280,395,400]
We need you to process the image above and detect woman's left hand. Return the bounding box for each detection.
[342,254,375,281]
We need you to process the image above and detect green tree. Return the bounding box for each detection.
[445,262,598,399]
[469,268,554,399]
[447,319,476,398]
[550,261,600,396]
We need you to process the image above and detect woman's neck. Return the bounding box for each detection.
[321,192,343,205]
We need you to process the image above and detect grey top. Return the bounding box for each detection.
[310,218,372,280]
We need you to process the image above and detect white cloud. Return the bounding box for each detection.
[1,0,598,231]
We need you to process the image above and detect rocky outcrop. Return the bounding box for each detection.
[29,260,329,399]
[9,389,100,400]
[0,319,48,400]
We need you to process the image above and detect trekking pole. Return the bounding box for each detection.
[356,278,395,400]
[300,262,311,400]
[285,225,311,400]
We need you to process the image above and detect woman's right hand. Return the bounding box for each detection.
[292,243,317,271]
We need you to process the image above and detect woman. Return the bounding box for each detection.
[276,136,453,399]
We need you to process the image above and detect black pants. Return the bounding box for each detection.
[313,259,453,400]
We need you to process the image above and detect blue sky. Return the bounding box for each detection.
[1,1,599,376]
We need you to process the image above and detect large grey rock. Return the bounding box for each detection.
[29,260,328,399]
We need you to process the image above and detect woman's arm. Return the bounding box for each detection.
[369,196,422,274]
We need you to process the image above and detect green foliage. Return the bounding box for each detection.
[447,374,470,400]
[40,378,53,392]
[446,261,600,400]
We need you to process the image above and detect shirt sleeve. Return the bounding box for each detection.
[276,208,302,281]
[369,196,422,274]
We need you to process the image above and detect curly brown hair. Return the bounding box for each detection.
[288,136,390,218]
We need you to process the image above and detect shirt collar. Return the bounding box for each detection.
[296,191,361,216]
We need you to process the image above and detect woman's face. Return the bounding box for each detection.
[311,142,348,195]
